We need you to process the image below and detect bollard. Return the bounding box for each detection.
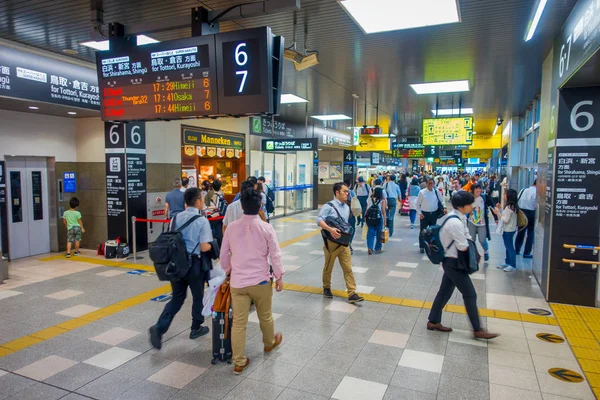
[131,216,137,264]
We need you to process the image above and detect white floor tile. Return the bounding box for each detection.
[487,335,530,354]
[531,354,583,374]
[487,293,518,304]
[90,327,140,346]
[488,348,535,370]
[45,289,84,300]
[413,242,420,246]
[281,255,300,261]
[291,242,310,246]
[303,228,316,231]
[486,300,520,312]
[15,355,77,381]
[487,318,524,327]
[470,273,486,280]
[326,302,358,314]
[352,267,369,274]
[96,270,127,277]
[537,371,595,400]
[489,364,540,391]
[332,376,388,400]
[522,322,562,333]
[388,238,402,242]
[355,285,375,294]
[490,384,542,400]
[0,370,6,378]
[528,340,575,360]
[248,311,282,324]
[387,271,412,278]
[398,349,444,373]
[423,256,430,261]
[56,304,99,317]
[308,250,323,255]
[83,347,141,370]
[368,330,409,348]
[148,361,207,389]
[283,265,302,272]
[448,329,488,347]
[486,321,526,338]
[395,262,418,268]
[352,247,368,252]
[0,290,22,300]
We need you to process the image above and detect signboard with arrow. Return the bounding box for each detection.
[356,136,390,151]
[548,368,584,383]
[536,333,565,344]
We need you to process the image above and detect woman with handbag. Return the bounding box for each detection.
[366,187,387,255]
[492,189,519,272]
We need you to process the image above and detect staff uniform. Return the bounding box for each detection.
[428,211,482,331]
[316,199,357,296]
[416,188,446,250]
[515,186,536,257]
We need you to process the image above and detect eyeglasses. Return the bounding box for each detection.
[341,190,349,194]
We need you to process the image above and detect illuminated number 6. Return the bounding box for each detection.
[235,43,248,66]
[109,124,120,145]
[130,125,141,145]
[570,100,594,132]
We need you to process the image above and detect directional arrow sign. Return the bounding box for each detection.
[548,368,584,383]
[528,308,552,316]
[359,141,367,147]
[536,333,565,344]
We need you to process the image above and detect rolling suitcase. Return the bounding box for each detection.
[211,308,233,364]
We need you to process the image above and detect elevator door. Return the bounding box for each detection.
[6,157,50,259]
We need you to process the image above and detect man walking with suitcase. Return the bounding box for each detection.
[221,188,284,375]
[149,188,213,349]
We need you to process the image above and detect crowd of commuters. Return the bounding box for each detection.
[148,169,540,374]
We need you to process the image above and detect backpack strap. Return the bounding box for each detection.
[327,201,344,220]
[440,215,460,251]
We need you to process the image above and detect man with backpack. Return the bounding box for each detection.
[355,176,370,227]
[317,182,363,303]
[258,176,275,217]
[427,191,499,340]
[417,178,447,253]
[149,188,214,349]
[384,175,402,237]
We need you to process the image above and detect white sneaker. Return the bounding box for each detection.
[497,264,507,269]
[503,266,516,272]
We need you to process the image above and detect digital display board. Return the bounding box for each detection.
[422,117,474,145]
[360,127,382,135]
[96,27,282,121]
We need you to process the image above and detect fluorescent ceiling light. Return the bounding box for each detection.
[339,0,460,34]
[280,94,309,104]
[68,112,77,115]
[525,0,548,42]
[311,114,352,121]
[28,106,39,110]
[411,80,469,94]
[80,35,160,51]
[431,108,473,116]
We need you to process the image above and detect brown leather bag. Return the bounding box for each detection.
[212,279,232,338]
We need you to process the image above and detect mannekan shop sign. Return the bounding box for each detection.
[0,45,100,110]
[182,129,244,149]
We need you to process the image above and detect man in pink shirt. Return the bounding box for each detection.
[220,188,284,375]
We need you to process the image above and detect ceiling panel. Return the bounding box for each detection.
[0,0,577,135]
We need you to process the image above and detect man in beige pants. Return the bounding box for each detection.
[220,188,284,375]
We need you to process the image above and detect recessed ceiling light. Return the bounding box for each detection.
[431,108,474,116]
[63,49,78,55]
[311,114,352,121]
[339,0,460,34]
[410,80,469,95]
[524,0,548,42]
[28,106,39,110]
[80,35,160,51]
[68,112,77,115]
[280,94,309,104]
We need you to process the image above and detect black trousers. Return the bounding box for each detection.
[156,258,207,334]
[428,258,481,331]
[419,211,439,249]
[515,209,535,256]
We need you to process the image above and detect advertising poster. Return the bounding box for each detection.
[182,169,198,188]
[329,162,342,179]
[318,162,330,180]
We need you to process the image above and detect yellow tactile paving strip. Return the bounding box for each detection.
[551,303,600,398]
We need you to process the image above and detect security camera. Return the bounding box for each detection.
[496,118,504,125]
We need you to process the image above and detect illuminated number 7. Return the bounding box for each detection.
[236,70,247,93]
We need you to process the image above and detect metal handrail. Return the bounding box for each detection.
[563,244,599,255]
[562,258,600,269]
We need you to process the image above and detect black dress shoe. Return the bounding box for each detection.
[323,288,333,299]
[420,248,425,254]
[190,326,209,339]
[149,325,163,350]
[348,293,364,303]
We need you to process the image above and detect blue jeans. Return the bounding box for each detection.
[367,220,383,251]
[387,198,397,236]
[348,214,356,246]
[502,231,517,268]
[409,209,417,225]
[357,196,368,226]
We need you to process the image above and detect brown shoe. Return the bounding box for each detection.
[233,358,250,375]
[264,333,283,352]
[474,329,500,340]
[427,321,453,332]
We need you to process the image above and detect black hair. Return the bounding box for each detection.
[184,187,202,207]
[240,180,255,192]
[427,177,435,184]
[332,182,347,196]
[69,197,79,209]
[181,177,189,187]
[452,190,475,209]
[208,175,215,181]
[471,183,482,193]
[372,187,384,202]
[247,176,258,184]
[343,178,352,187]
[411,177,419,185]
[505,188,519,212]
[201,180,211,191]
[390,175,397,181]
[258,176,266,182]
[241,189,262,215]
[212,180,222,191]
[533,179,537,185]
[374,178,382,186]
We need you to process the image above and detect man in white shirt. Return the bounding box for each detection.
[427,191,499,340]
[416,178,447,253]
[223,180,256,233]
[515,180,537,259]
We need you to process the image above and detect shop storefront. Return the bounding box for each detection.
[181,126,245,203]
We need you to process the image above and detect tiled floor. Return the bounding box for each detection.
[0,209,596,399]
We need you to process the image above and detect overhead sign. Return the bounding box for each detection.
[0,45,100,110]
[392,143,424,150]
[183,128,244,149]
[63,172,76,193]
[360,127,382,135]
[321,133,353,148]
[548,368,584,383]
[353,128,360,146]
[423,117,474,145]
[356,136,390,151]
[395,136,421,144]
[261,138,317,151]
[249,116,297,138]
[462,149,493,158]
[469,134,502,149]
[96,27,283,121]
[553,0,600,88]
[536,333,565,344]
[424,145,439,158]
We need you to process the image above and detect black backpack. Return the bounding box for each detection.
[422,215,460,264]
[265,195,275,214]
[213,194,228,216]
[149,214,201,281]
[365,200,383,228]
[267,186,275,202]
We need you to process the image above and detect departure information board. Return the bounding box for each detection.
[422,117,474,145]
[96,27,282,121]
